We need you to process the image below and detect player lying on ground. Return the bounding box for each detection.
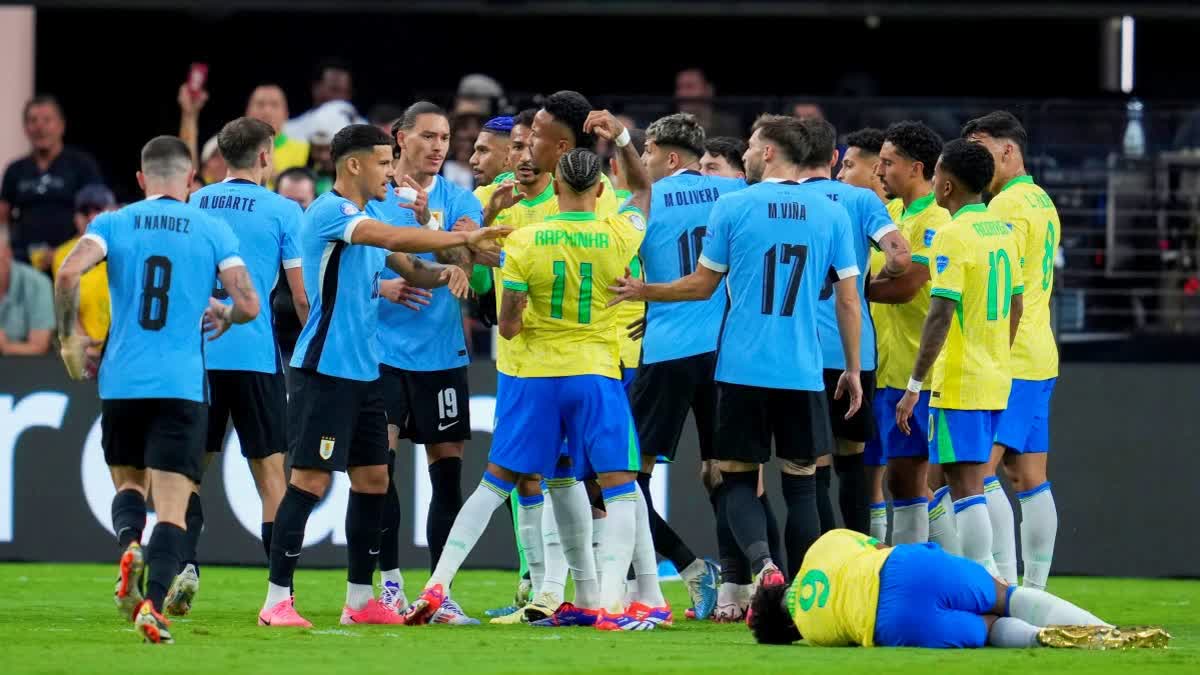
[747,529,1170,649]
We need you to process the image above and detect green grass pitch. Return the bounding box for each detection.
[0,563,1195,674]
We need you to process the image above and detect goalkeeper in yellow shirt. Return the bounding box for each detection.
[747,528,1167,649]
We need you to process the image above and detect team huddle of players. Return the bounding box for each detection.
[53,88,1115,646]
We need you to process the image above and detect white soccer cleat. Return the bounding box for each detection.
[430,597,480,625]
[164,563,200,616]
[379,580,408,614]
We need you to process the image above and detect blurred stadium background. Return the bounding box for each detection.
[0,1,1197,577]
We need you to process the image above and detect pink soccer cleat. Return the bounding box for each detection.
[400,584,447,626]
[258,597,313,628]
[341,598,405,625]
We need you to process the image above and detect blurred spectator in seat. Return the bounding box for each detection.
[369,103,405,136]
[51,184,114,346]
[0,223,54,356]
[700,136,747,179]
[247,84,309,186]
[176,80,224,189]
[276,167,317,210]
[456,74,504,117]
[791,102,826,120]
[306,131,335,195]
[286,58,364,141]
[445,112,484,190]
[675,68,741,138]
[0,95,102,268]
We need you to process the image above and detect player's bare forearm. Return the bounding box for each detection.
[498,289,527,340]
[911,296,955,380]
[1009,292,1024,346]
[615,139,652,216]
[834,277,862,372]
[645,266,723,302]
[879,231,912,278]
[868,262,929,304]
[53,238,105,339]
[387,253,452,289]
[218,265,260,324]
[284,267,310,325]
[354,218,468,253]
[435,245,472,268]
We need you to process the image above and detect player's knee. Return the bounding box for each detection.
[815,454,832,468]
[718,459,758,474]
[290,468,332,498]
[349,465,390,494]
[700,460,723,494]
[780,460,815,476]
[836,440,865,457]
[639,454,657,473]
[425,442,464,463]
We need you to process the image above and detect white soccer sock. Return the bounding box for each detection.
[597,482,640,612]
[426,474,511,590]
[591,512,606,579]
[891,498,929,545]
[516,492,546,597]
[346,582,374,610]
[954,495,998,575]
[678,558,707,584]
[984,476,1018,583]
[632,483,666,607]
[547,480,599,608]
[869,501,889,543]
[381,568,404,588]
[928,487,961,555]
[1008,586,1108,627]
[988,616,1042,647]
[264,582,291,611]
[1018,482,1057,590]
[540,490,567,600]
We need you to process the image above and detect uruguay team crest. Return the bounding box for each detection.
[426,210,444,231]
[340,202,358,216]
[319,436,336,460]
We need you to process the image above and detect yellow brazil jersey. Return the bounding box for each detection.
[499,207,646,379]
[987,175,1061,381]
[269,134,309,190]
[492,174,621,375]
[873,193,952,390]
[52,236,110,344]
[612,188,645,369]
[787,529,893,647]
[867,198,908,378]
[928,203,1023,410]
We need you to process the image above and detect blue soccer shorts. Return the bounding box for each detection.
[929,408,1000,465]
[994,378,1056,454]
[490,373,640,478]
[874,542,996,648]
[866,387,932,466]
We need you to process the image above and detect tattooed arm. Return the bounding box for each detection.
[386,253,469,298]
[498,288,527,340]
[203,264,261,341]
[53,237,106,377]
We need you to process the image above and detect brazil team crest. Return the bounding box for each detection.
[936,255,950,274]
[319,436,336,460]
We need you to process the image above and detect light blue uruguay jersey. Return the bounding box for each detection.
[290,190,389,381]
[192,178,303,374]
[699,179,858,391]
[802,177,897,371]
[640,170,747,364]
[368,175,482,371]
[83,196,242,402]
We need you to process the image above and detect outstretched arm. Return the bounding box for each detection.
[386,253,469,297]
[608,264,723,305]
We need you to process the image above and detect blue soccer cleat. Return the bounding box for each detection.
[685,558,721,621]
[529,602,599,627]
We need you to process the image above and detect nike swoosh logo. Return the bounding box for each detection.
[437,420,459,431]
[284,551,301,558]
[369,548,380,555]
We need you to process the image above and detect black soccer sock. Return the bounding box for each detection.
[346,490,385,585]
[426,456,463,572]
[379,451,401,572]
[111,489,147,549]
[834,453,870,534]
[145,522,187,612]
[638,472,697,572]
[781,473,821,581]
[814,465,836,533]
[760,492,783,570]
[269,485,321,588]
[710,484,751,585]
[718,469,771,575]
[182,492,204,574]
[260,522,273,563]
